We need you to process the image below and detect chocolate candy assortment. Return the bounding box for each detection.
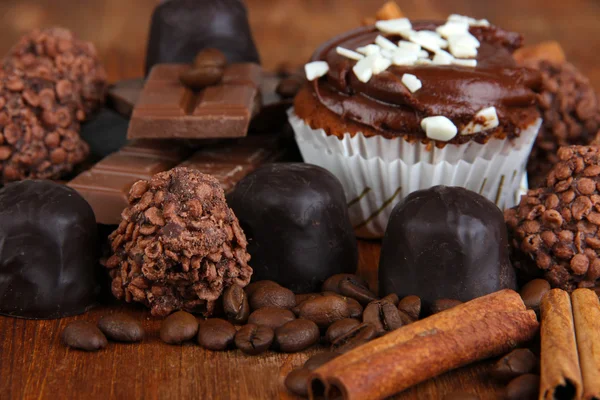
[3,1,600,400]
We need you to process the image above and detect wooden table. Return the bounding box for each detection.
[0,0,599,399]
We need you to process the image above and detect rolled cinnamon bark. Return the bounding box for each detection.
[540,289,583,400]
[310,310,538,400]
[571,289,600,400]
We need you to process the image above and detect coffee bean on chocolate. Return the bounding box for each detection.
[338,277,377,305]
[284,367,311,397]
[431,299,463,315]
[197,318,236,351]
[247,307,296,330]
[381,293,400,306]
[276,77,303,99]
[275,319,320,353]
[179,66,224,91]
[491,349,538,382]
[443,392,480,400]
[62,321,108,352]
[363,300,405,336]
[325,318,361,343]
[160,311,199,344]
[245,281,280,297]
[520,279,551,312]
[223,284,250,324]
[322,274,369,294]
[194,48,227,69]
[505,374,540,400]
[97,314,145,342]
[294,295,352,328]
[249,284,296,310]
[303,352,340,371]
[235,324,274,355]
[331,323,376,353]
[398,295,422,321]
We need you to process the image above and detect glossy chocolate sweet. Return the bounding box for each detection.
[379,186,516,312]
[145,0,260,74]
[227,163,358,293]
[0,181,98,319]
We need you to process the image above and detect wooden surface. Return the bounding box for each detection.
[0,0,599,399]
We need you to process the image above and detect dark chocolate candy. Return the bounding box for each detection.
[0,181,98,319]
[227,163,358,293]
[379,186,516,312]
[145,0,260,74]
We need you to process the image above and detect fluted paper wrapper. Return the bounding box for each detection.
[289,111,541,238]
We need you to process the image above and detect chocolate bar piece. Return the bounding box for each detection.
[127,63,261,140]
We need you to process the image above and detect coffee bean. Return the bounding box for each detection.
[491,348,538,382]
[62,320,108,351]
[223,284,250,324]
[431,299,463,314]
[249,284,296,310]
[245,280,281,297]
[331,323,376,353]
[275,319,320,352]
[294,294,352,328]
[248,307,296,330]
[520,279,551,311]
[235,324,274,355]
[179,66,223,91]
[398,295,421,321]
[506,374,540,400]
[295,293,319,305]
[160,311,199,344]
[325,318,361,343]
[338,277,377,305]
[197,318,236,351]
[276,77,303,99]
[194,48,227,69]
[303,352,340,371]
[97,314,145,342]
[344,296,364,319]
[285,367,311,397]
[363,300,405,336]
[322,274,369,294]
[443,392,480,400]
[381,293,400,306]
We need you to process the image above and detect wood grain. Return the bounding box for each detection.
[0,0,598,399]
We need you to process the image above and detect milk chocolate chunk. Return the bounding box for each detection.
[145,0,260,74]
[0,181,98,319]
[379,186,516,312]
[227,163,358,293]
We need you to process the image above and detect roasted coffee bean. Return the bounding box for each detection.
[322,274,369,294]
[344,297,364,319]
[235,324,274,355]
[179,66,223,91]
[338,277,377,305]
[248,307,296,330]
[193,48,227,69]
[62,320,108,351]
[245,280,280,297]
[160,311,199,344]
[97,314,145,342]
[303,352,340,371]
[363,300,405,336]
[249,284,296,310]
[431,299,463,314]
[398,295,421,321]
[223,284,250,324]
[331,323,376,353]
[197,318,236,351]
[381,293,399,306]
[295,293,320,305]
[491,348,538,382]
[276,77,303,99]
[505,374,540,400]
[325,318,361,343]
[284,367,311,397]
[520,279,551,311]
[443,392,480,400]
[294,294,351,328]
[275,319,320,352]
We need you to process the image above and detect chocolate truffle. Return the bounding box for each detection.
[0,181,98,319]
[226,163,358,293]
[379,186,516,311]
[105,167,252,317]
[145,0,260,75]
[506,145,600,291]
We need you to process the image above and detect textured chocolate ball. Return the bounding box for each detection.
[379,186,516,312]
[227,163,358,293]
[145,0,260,74]
[0,181,98,319]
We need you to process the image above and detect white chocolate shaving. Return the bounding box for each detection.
[336,47,364,61]
[375,18,413,35]
[421,116,458,141]
[304,61,329,81]
[461,106,499,135]
[401,73,422,93]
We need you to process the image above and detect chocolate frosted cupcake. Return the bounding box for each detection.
[290,15,543,237]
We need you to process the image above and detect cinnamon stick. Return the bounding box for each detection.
[310,310,538,400]
[572,289,600,400]
[540,289,583,400]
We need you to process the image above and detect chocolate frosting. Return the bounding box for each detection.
[309,22,542,143]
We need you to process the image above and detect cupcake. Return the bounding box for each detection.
[289,15,543,238]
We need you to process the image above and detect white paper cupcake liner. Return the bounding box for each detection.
[289,110,541,238]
